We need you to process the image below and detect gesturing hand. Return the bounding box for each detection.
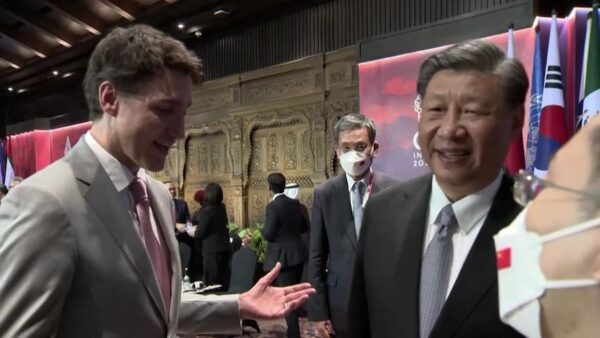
[238,262,315,320]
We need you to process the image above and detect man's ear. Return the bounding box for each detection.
[372,142,380,158]
[510,106,525,138]
[98,81,119,117]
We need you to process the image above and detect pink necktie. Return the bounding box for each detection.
[130,177,172,314]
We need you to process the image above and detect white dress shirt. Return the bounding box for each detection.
[423,172,503,298]
[85,132,163,245]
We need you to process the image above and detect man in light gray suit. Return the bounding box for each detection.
[0,24,314,338]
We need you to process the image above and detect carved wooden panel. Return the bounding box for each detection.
[186,133,229,176]
[178,47,357,227]
[247,121,313,225]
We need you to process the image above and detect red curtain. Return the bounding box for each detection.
[7,121,91,178]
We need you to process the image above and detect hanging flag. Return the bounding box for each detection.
[578,3,600,128]
[526,26,543,172]
[4,137,14,188]
[503,23,526,175]
[534,15,569,178]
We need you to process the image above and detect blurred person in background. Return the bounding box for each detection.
[192,183,231,289]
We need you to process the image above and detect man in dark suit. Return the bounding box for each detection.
[165,180,197,278]
[348,40,528,338]
[263,172,309,338]
[307,113,399,337]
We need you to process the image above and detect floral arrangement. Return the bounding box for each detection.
[228,222,267,263]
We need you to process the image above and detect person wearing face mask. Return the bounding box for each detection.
[347,40,528,338]
[307,113,399,337]
[494,116,600,338]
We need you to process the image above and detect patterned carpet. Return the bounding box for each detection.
[198,317,320,337]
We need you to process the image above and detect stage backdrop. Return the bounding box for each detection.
[359,28,534,182]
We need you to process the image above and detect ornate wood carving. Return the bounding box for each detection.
[179,48,357,226]
[324,98,358,177]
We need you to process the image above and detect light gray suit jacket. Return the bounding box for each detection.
[0,140,240,337]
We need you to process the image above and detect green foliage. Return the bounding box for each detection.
[228,222,267,263]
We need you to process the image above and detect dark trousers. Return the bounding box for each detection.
[203,251,231,290]
[274,264,304,338]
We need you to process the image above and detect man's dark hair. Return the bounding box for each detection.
[267,173,286,194]
[417,39,529,114]
[0,184,8,195]
[84,24,203,121]
[204,183,224,205]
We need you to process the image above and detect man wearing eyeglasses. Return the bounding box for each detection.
[348,40,528,338]
[307,113,399,337]
[493,116,600,338]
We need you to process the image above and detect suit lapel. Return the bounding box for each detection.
[333,175,357,249]
[431,175,520,337]
[146,178,182,324]
[70,141,169,323]
[395,176,431,336]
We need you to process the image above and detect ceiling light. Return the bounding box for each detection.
[17,88,27,94]
[52,70,59,76]
[8,87,13,92]
[177,23,185,30]
[213,9,230,16]
[194,31,202,38]
[62,72,75,78]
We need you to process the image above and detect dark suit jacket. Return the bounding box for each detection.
[307,172,399,335]
[192,203,231,255]
[262,194,309,271]
[174,198,191,224]
[174,198,194,245]
[348,174,524,338]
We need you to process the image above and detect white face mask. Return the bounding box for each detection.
[494,206,600,338]
[339,150,372,177]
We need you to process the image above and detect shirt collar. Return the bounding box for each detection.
[345,168,372,192]
[84,132,143,192]
[430,171,503,234]
[272,192,285,201]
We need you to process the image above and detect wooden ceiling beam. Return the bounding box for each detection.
[0,2,75,48]
[98,0,138,21]
[0,48,24,69]
[0,23,49,58]
[46,0,104,36]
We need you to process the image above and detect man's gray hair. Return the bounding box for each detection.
[334,114,376,144]
[417,39,529,113]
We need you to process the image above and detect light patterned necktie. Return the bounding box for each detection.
[419,204,458,338]
[351,181,365,238]
[130,177,172,313]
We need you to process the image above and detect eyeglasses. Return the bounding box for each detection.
[513,169,599,206]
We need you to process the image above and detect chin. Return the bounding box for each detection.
[142,159,166,172]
